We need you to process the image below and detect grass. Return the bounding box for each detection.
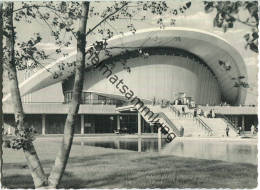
[2,137,258,189]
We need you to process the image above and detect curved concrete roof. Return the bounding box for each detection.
[3,27,247,105]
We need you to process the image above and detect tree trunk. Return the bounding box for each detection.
[0,2,3,188]
[48,2,90,188]
[4,2,47,188]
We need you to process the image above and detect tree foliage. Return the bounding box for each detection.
[204,1,258,53]
[2,1,193,188]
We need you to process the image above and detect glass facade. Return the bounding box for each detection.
[64,91,124,106]
[64,91,73,103]
[120,115,138,133]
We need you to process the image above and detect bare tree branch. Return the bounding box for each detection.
[86,2,129,36]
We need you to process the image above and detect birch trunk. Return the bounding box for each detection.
[4,2,47,187]
[48,2,90,188]
[0,2,3,188]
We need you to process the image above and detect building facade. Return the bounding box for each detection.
[3,28,258,135]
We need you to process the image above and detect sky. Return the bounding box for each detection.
[3,1,258,104]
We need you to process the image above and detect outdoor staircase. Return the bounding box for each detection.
[146,105,212,137]
[170,106,214,137]
[218,114,238,133]
[133,104,238,138]
[137,105,182,137]
[199,117,237,137]
[197,107,238,137]
[174,118,211,137]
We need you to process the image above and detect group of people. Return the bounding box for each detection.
[225,124,257,137]
[173,94,196,108]
[193,108,215,118]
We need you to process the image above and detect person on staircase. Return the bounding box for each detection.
[182,106,185,117]
[226,126,230,137]
[197,107,201,116]
[251,124,255,136]
[180,126,184,137]
[194,108,197,117]
[203,110,208,118]
[238,126,242,135]
[211,109,215,118]
[209,109,212,118]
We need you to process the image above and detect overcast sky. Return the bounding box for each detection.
[4,1,258,104]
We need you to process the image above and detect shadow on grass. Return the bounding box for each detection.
[3,153,258,189]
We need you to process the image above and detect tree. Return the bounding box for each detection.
[2,1,192,188]
[203,1,256,90]
[3,2,47,187]
[204,1,258,53]
[48,2,90,187]
[2,2,92,187]
[0,2,3,188]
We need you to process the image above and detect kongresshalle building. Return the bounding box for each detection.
[2,15,258,137]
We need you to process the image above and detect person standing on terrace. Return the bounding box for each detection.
[226,126,230,137]
[251,124,255,136]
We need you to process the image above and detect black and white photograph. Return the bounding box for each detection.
[0,0,258,189]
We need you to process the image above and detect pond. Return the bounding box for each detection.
[74,137,257,165]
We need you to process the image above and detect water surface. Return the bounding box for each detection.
[75,137,257,165]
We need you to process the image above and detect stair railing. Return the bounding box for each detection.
[138,105,181,137]
[217,114,238,132]
[157,112,181,137]
[170,105,195,118]
[169,105,180,117]
[169,105,213,136]
[194,116,215,136]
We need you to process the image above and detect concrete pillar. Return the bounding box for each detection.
[138,113,142,136]
[151,125,154,133]
[81,114,84,135]
[42,114,46,135]
[242,115,245,131]
[114,139,120,149]
[138,137,141,152]
[8,126,11,135]
[117,115,120,130]
[158,126,162,152]
[201,68,205,104]
[141,118,145,133]
[81,141,84,147]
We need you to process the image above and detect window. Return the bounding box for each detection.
[64,91,72,103]
[98,95,106,104]
[64,91,125,105]
[82,92,91,104]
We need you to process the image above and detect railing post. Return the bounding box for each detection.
[138,137,141,152]
[138,113,142,137]
[117,115,120,131]
[42,114,46,135]
[158,126,162,152]
[242,115,245,131]
[81,114,84,135]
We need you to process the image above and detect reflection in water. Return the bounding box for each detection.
[75,138,257,165]
[75,138,163,152]
[138,138,141,152]
[162,140,257,165]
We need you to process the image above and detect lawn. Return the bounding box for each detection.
[2,137,258,189]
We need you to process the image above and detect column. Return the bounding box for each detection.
[138,137,141,152]
[42,114,46,135]
[242,115,245,131]
[141,118,145,133]
[117,115,120,130]
[81,114,84,135]
[158,126,162,152]
[8,126,11,135]
[81,141,84,147]
[151,125,154,133]
[114,139,120,149]
[138,113,142,136]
